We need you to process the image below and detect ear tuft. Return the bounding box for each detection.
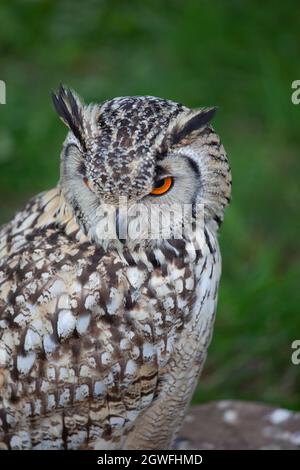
[52,85,85,149]
[172,107,217,145]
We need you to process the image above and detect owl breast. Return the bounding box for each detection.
[0,190,220,450]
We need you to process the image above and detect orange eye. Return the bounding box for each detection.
[83,177,91,190]
[150,176,173,196]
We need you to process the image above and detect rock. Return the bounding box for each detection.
[178,400,300,450]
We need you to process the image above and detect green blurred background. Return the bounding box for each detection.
[0,0,299,409]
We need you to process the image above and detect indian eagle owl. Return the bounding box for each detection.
[0,86,231,449]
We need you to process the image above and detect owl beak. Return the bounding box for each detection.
[115,207,127,244]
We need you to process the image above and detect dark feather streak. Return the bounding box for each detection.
[172,107,217,145]
[52,85,86,150]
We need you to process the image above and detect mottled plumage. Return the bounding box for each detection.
[0,87,231,449]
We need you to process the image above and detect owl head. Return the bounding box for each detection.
[52,86,231,246]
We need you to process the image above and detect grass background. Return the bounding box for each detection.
[0,0,299,409]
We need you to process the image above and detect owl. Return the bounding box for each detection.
[0,86,231,450]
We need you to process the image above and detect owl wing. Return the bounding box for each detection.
[0,188,214,450]
[0,190,161,449]
[0,233,162,449]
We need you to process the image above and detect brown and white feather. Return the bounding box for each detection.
[0,89,231,449]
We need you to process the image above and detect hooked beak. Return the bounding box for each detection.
[115,207,127,244]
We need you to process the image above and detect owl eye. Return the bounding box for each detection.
[150,176,173,196]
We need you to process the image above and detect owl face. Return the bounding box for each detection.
[53,86,231,245]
